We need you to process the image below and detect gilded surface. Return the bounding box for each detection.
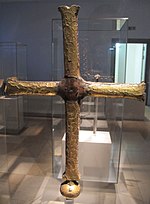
[87,81,145,100]
[5,77,58,96]
[58,5,80,78]
[60,101,81,198]
[60,180,80,199]
[63,101,80,181]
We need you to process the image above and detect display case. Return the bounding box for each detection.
[0,99,10,203]
[0,42,27,80]
[52,17,128,193]
[0,42,27,133]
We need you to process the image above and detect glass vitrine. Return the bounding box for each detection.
[52,17,128,195]
[0,42,27,134]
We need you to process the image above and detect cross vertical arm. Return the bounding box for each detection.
[57,5,146,200]
[58,5,82,199]
[60,101,80,199]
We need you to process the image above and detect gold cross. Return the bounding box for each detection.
[4,5,145,199]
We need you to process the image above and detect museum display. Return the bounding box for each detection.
[1,5,145,200]
[0,42,27,133]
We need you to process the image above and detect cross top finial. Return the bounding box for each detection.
[58,5,80,14]
[58,5,80,78]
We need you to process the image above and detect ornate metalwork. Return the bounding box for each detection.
[6,77,58,96]
[58,5,80,78]
[4,5,145,199]
[6,77,145,100]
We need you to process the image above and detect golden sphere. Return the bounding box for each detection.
[60,180,80,199]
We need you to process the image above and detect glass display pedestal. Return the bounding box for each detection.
[62,130,112,182]
[48,200,75,204]
[65,199,74,204]
[0,96,24,133]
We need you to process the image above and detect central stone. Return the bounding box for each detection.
[58,77,88,101]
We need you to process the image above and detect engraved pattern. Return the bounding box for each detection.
[64,101,80,180]
[6,77,59,96]
[58,5,80,78]
[87,81,145,100]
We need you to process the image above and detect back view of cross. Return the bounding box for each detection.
[4,5,145,200]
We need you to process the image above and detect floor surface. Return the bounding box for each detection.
[0,106,150,204]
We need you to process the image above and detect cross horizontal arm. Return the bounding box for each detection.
[86,81,145,100]
[5,77,59,96]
